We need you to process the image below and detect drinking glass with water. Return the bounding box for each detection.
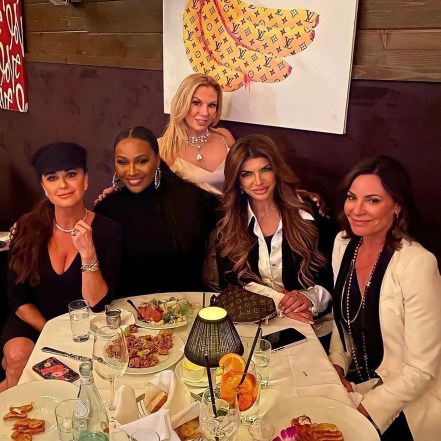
[68,300,90,342]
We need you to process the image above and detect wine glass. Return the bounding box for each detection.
[93,325,129,410]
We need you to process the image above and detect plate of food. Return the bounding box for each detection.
[0,231,10,252]
[121,325,184,375]
[0,380,78,441]
[129,297,193,329]
[265,396,380,441]
[90,309,135,333]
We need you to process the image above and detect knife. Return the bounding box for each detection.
[41,346,92,362]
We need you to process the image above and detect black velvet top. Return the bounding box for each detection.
[94,168,217,297]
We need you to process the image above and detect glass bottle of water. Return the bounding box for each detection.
[73,362,109,441]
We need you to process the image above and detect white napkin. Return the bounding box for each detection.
[245,282,285,313]
[119,409,180,441]
[115,370,196,439]
[349,378,380,407]
[114,385,139,424]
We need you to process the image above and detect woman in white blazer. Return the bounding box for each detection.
[329,156,441,441]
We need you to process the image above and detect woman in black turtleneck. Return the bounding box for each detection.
[94,126,216,297]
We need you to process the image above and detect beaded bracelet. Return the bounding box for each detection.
[81,259,100,273]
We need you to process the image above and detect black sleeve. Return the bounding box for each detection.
[92,214,123,306]
[7,268,35,313]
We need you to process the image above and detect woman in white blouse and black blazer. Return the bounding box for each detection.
[216,134,335,322]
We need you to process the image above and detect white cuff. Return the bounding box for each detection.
[302,285,332,316]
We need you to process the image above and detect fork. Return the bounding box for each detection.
[136,393,147,417]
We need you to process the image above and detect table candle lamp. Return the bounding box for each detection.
[184,306,244,369]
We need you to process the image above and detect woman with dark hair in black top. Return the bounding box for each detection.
[1,142,122,392]
[94,126,217,297]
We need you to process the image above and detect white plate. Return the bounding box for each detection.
[174,359,209,388]
[90,309,135,333]
[0,380,78,441]
[125,329,184,375]
[265,396,380,441]
[134,316,188,330]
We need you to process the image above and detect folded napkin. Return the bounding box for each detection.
[114,384,139,424]
[115,370,197,440]
[245,282,285,313]
[119,408,180,441]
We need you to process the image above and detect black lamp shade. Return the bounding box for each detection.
[184,306,244,367]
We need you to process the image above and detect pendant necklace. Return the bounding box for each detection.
[54,209,88,234]
[257,206,279,222]
[187,130,210,161]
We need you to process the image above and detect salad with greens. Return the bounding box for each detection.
[137,297,193,325]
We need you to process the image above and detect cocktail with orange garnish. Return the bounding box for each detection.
[219,353,259,414]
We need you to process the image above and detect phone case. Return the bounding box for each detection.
[32,357,79,382]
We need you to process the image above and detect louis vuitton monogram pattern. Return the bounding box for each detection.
[183,0,319,92]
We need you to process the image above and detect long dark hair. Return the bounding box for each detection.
[113,126,213,251]
[338,155,420,250]
[217,134,327,288]
[10,142,88,286]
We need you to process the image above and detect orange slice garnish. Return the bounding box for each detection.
[218,353,245,373]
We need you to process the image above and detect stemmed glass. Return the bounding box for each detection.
[92,325,129,410]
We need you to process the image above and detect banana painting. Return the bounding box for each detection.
[183,0,320,92]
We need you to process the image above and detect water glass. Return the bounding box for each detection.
[252,339,271,388]
[55,399,76,441]
[200,386,240,441]
[129,429,160,441]
[68,299,90,342]
[237,323,262,360]
[248,419,275,441]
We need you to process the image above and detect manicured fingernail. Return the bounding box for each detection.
[309,320,315,325]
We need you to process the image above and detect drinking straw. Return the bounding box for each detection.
[239,317,263,386]
[204,353,218,418]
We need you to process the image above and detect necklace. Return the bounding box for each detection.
[54,209,88,233]
[342,238,382,382]
[187,130,210,161]
[257,206,278,222]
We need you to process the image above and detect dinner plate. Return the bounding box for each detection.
[0,380,78,441]
[125,328,184,375]
[265,396,380,441]
[134,316,188,330]
[90,309,135,333]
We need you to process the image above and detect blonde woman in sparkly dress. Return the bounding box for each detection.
[329,156,441,441]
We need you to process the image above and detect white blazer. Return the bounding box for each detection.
[329,232,441,440]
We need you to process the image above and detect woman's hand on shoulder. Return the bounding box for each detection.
[93,186,115,205]
[297,189,329,218]
[216,127,235,147]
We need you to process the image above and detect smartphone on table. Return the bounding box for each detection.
[32,357,79,382]
[262,327,307,352]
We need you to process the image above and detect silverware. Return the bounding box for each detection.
[127,299,144,321]
[136,393,147,417]
[41,346,92,362]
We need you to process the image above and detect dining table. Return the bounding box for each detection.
[14,292,358,440]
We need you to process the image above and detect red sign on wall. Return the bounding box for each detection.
[0,0,28,112]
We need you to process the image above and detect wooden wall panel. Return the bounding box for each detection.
[22,0,441,81]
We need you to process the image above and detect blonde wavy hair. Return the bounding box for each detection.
[217,135,327,288]
[161,73,224,162]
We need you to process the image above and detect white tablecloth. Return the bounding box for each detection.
[18,292,353,439]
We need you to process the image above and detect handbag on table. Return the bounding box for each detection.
[211,284,277,323]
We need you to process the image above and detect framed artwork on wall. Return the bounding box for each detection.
[0,0,28,112]
[164,0,359,134]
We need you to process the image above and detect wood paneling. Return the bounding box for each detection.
[22,0,441,81]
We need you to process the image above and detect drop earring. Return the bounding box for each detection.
[154,167,162,189]
[112,173,123,191]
